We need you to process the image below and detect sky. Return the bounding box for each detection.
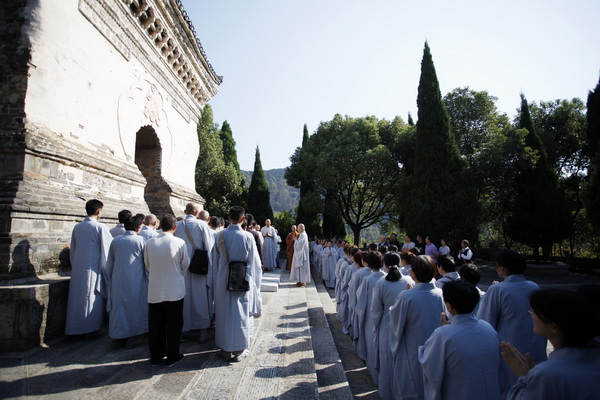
[181,0,600,171]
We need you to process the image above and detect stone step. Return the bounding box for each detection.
[261,270,282,292]
[0,269,354,400]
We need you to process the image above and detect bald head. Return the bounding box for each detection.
[185,203,199,215]
[199,210,210,221]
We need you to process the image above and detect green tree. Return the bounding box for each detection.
[288,114,405,245]
[292,124,322,237]
[504,95,571,260]
[529,98,590,256]
[219,120,247,209]
[584,77,600,233]
[247,146,274,224]
[273,210,296,251]
[195,105,242,216]
[404,42,478,243]
[443,87,509,164]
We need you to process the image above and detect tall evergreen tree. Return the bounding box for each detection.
[404,42,478,243]
[219,120,247,208]
[247,146,274,224]
[294,124,322,237]
[322,189,346,239]
[219,121,241,171]
[195,105,242,216]
[504,94,570,259]
[407,112,414,126]
[584,77,600,232]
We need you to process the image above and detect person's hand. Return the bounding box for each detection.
[440,312,451,326]
[492,280,500,285]
[501,342,534,377]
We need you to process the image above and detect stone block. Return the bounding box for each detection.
[0,275,69,351]
[261,281,278,293]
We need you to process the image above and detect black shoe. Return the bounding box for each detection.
[166,354,184,367]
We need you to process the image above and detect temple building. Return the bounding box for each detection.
[0,0,221,350]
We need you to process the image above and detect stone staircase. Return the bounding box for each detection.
[0,260,378,399]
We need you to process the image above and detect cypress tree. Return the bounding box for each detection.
[322,189,346,239]
[407,112,415,126]
[584,77,600,232]
[505,94,570,259]
[295,124,322,237]
[219,121,241,171]
[404,42,478,243]
[247,146,274,224]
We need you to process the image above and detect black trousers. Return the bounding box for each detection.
[148,299,183,363]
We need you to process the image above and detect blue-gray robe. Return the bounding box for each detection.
[66,217,113,335]
[371,276,411,399]
[354,270,385,373]
[507,346,600,400]
[477,274,547,397]
[321,246,337,288]
[347,267,372,339]
[175,215,215,331]
[105,231,148,339]
[389,282,445,400]
[213,225,260,352]
[261,225,278,270]
[419,313,501,400]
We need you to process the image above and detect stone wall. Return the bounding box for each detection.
[0,0,220,351]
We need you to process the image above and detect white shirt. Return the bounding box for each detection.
[145,232,190,303]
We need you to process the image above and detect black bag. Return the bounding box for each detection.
[189,249,209,275]
[227,261,249,292]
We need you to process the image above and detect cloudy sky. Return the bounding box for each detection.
[181,0,600,171]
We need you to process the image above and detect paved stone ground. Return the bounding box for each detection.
[2,258,599,400]
[0,262,360,400]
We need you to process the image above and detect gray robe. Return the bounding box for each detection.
[175,215,215,331]
[66,217,113,335]
[105,231,148,339]
[419,313,501,400]
[261,225,278,269]
[390,282,446,400]
[354,270,385,366]
[371,276,411,400]
[290,231,311,283]
[477,274,547,397]
[213,225,260,352]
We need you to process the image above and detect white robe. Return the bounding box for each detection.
[340,264,362,334]
[477,274,547,397]
[213,225,259,352]
[66,217,113,335]
[507,346,600,400]
[175,215,215,331]
[389,282,446,400]
[105,231,148,339]
[371,276,411,400]
[419,313,502,400]
[290,231,311,283]
[261,225,278,270]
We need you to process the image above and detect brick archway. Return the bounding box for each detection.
[135,126,173,217]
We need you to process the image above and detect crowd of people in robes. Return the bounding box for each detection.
[65,200,264,365]
[65,200,600,394]
[307,233,599,400]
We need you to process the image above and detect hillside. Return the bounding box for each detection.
[243,168,300,214]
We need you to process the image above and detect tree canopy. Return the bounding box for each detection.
[287,114,405,244]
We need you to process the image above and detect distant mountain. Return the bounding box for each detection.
[242,168,300,214]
